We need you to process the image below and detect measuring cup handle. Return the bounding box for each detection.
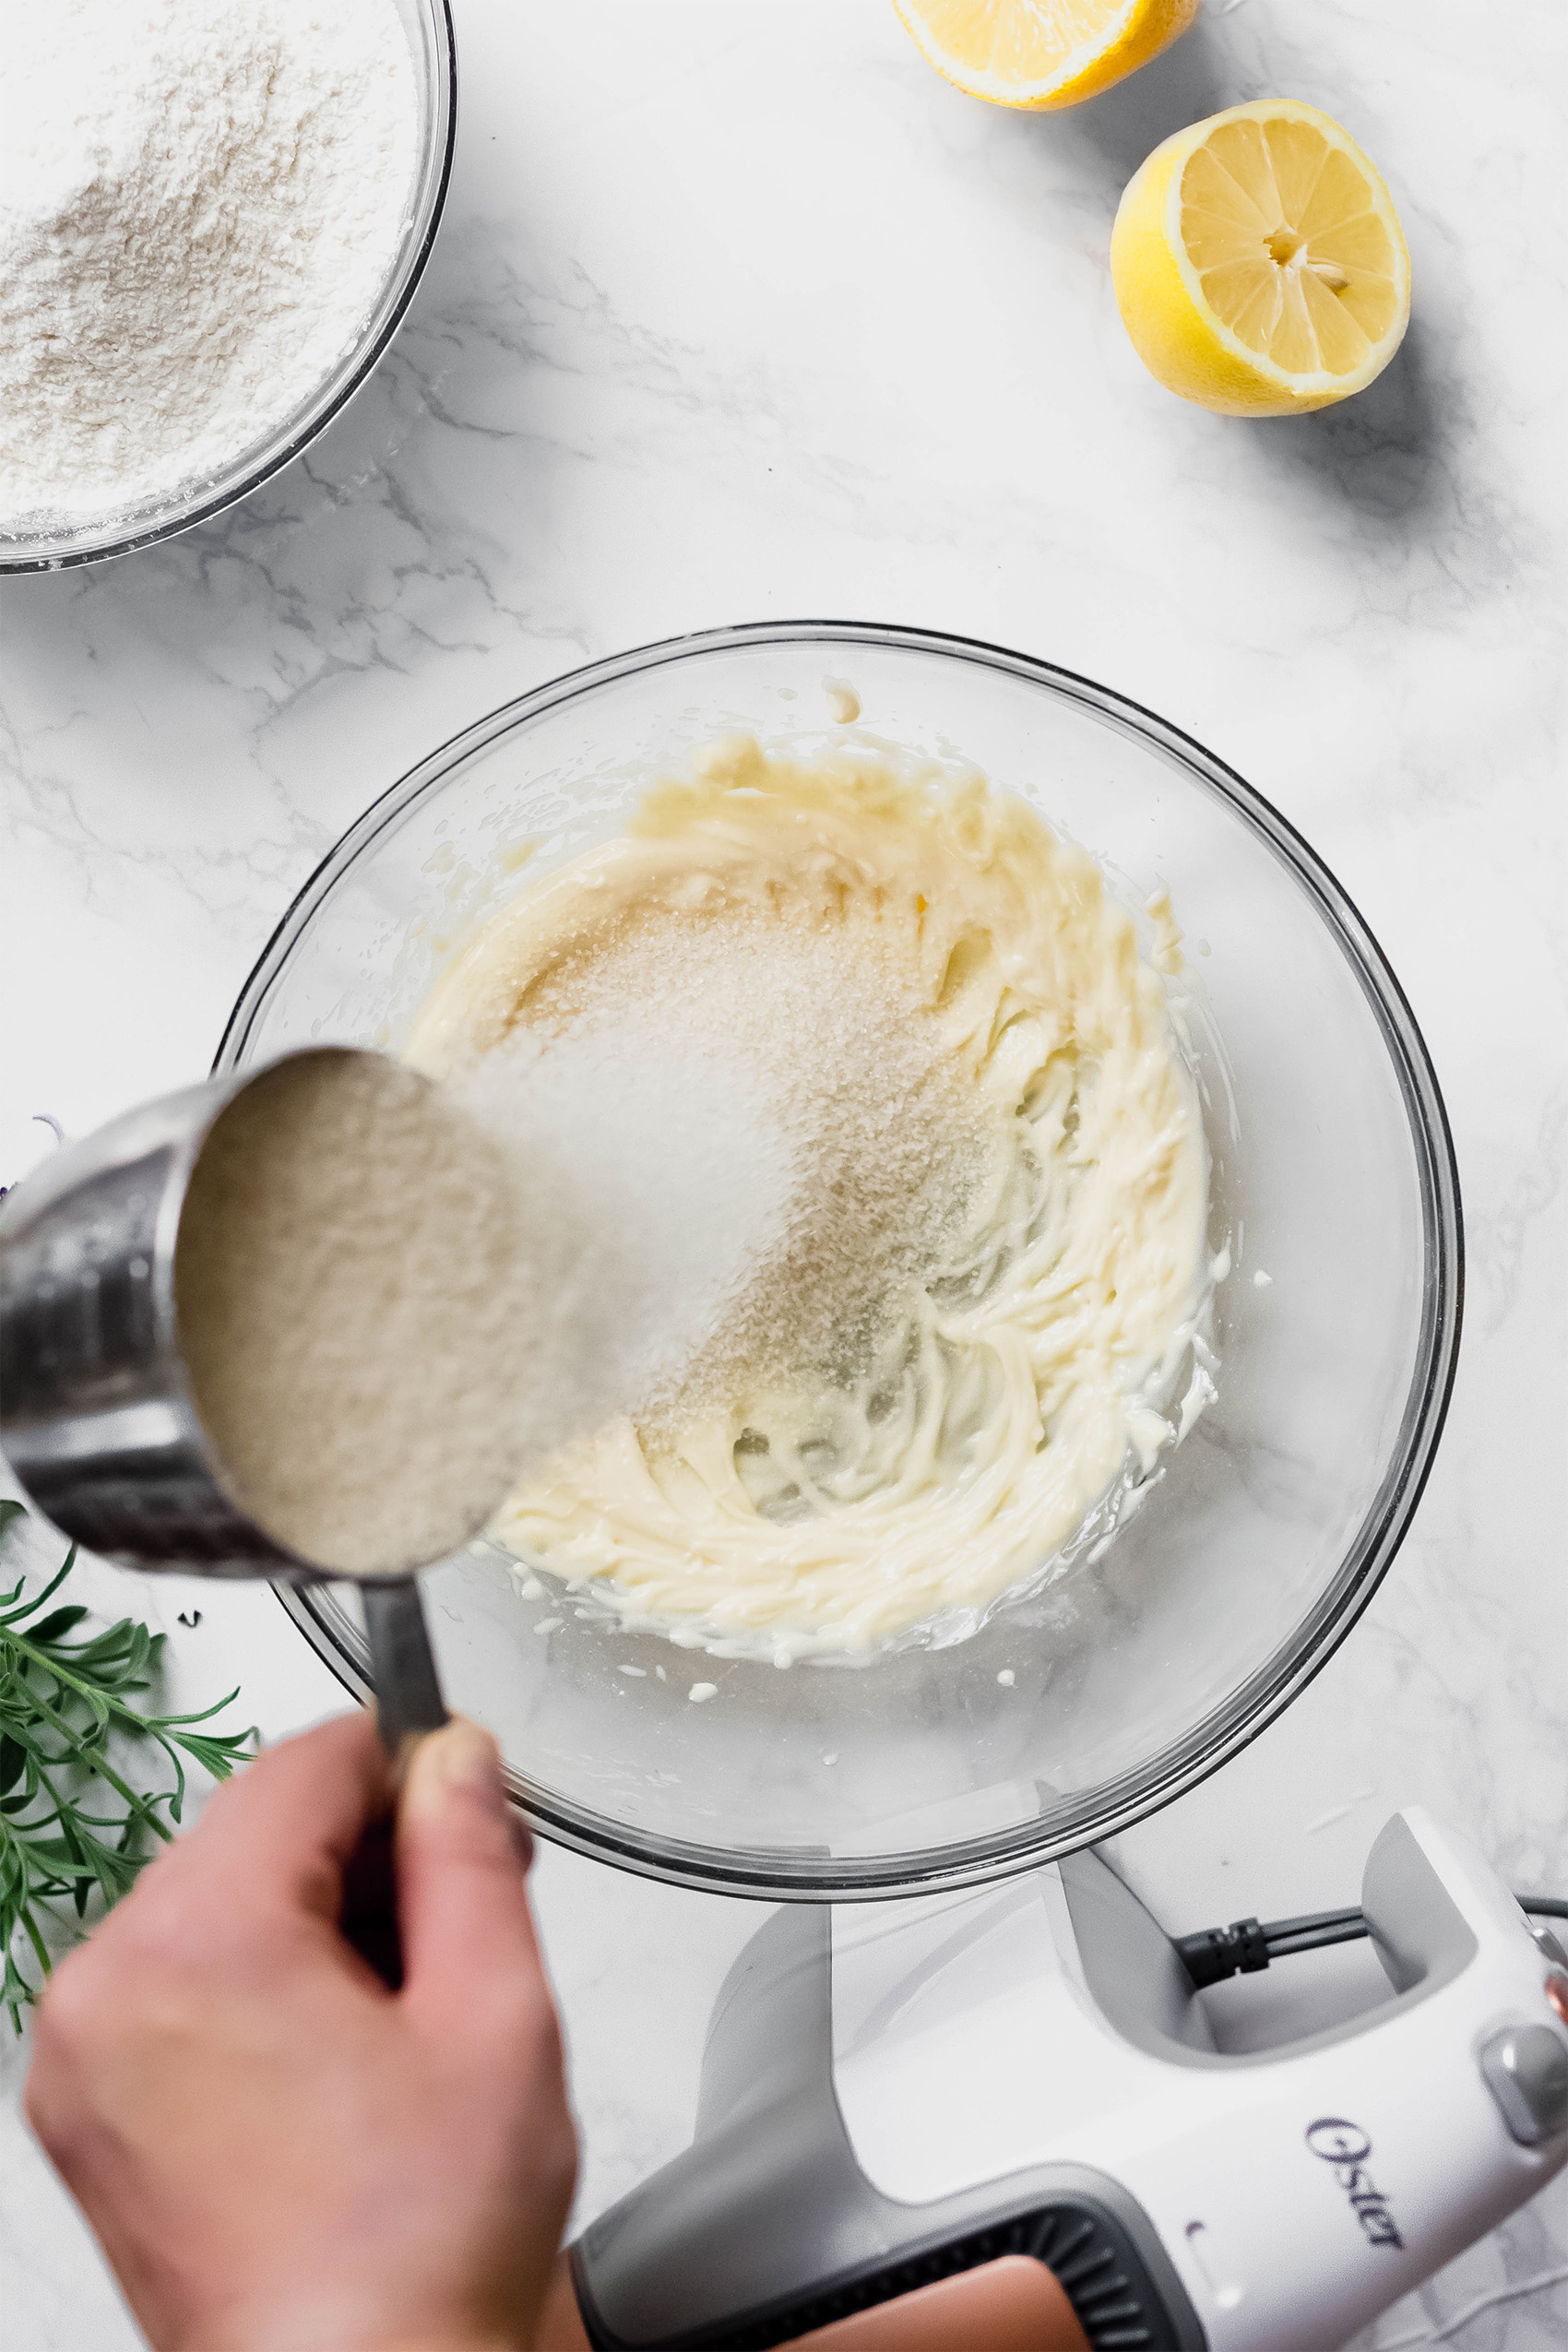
[362,1576,450,1768]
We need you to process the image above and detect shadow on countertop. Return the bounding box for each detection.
[1063,25,1448,535]
[1072,15,1243,184]
[1240,324,1445,532]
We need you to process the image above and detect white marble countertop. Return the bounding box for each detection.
[2,3,1564,2346]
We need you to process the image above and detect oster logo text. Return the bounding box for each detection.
[1305,2117,1405,2251]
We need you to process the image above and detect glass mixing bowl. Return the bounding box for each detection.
[0,0,456,575]
[218,622,1461,1899]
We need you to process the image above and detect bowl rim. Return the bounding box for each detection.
[0,0,457,576]
[222,618,1464,1901]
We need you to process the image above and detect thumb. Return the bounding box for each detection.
[395,1717,547,2029]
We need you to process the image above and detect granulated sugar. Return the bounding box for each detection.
[174,1051,537,1577]
[450,904,992,1442]
[450,1017,796,1445]
[0,0,418,526]
[172,965,972,1580]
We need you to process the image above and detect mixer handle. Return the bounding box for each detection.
[1360,1811,1479,1994]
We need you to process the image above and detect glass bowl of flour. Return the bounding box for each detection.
[219,622,1461,1900]
[0,0,456,573]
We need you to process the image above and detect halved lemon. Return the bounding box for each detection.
[1111,100,1410,414]
[891,0,1197,112]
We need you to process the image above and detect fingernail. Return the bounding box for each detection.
[403,1716,501,1816]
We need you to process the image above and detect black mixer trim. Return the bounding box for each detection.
[572,2192,1194,2351]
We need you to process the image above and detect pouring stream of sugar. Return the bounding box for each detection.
[0,1040,790,1763]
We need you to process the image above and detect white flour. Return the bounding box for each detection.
[0,0,419,527]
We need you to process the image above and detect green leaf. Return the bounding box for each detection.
[24,1608,90,1645]
[0,1555,75,1628]
[0,1503,254,2029]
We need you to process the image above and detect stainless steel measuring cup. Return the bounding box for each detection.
[0,1050,457,1759]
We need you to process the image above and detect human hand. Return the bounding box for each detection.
[25,1710,577,2352]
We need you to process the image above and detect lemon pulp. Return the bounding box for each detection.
[1182,113,1402,377]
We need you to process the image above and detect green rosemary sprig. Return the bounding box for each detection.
[0,1500,257,2029]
